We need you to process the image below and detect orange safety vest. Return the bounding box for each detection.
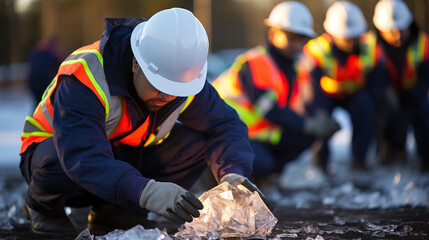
[384,31,429,91]
[303,32,382,98]
[212,46,293,145]
[21,41,195,153]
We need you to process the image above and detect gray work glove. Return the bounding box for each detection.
[303,113,341,139]
[220,173,274,211]
[139,179,203,224]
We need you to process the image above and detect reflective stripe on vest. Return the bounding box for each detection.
[212,46,284,145]
[114,96,195,147]
[385,32,429,91]
[305,33,379,98]
[21,41,195,153]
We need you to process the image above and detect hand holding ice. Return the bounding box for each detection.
[175,182,278,238]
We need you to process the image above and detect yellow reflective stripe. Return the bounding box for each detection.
[72,49,104,66]
[269,128,281,144]
[143,133,156,147]
[308,36,335,75]
[416,33,424,61]
[41,75,58,101]
[251,127,281,145]
[61,59,109,121]
[180,95,195,114]
[407,46,414,70]
[360,33,376,70]
[225,99,262,126]
[24,116,47,132]
[22,131,53,138]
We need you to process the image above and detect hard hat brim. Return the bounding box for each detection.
[131,22,207,97]
[264,19,316,37]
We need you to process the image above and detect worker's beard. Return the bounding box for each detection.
[143,98,172,112]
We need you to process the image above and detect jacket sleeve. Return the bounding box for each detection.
[238,62,306,135]
[53,75,148,208]
[178,81,254,182]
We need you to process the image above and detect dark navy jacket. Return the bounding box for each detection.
[52,18,254,207]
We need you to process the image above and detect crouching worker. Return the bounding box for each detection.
[19,8,271,235]
[212,1,340,176]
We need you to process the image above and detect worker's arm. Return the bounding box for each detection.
[178,81,254,182]
[53,75,148,207]
[237,62,306,135]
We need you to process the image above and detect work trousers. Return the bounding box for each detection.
[309,90,376,166]
[383,94,429,166]
[251,133,315,177]
[20,123,208,216]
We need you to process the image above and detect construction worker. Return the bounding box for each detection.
[212,1,340,177]
[373,0,429,171]
[19,8,272,235]
[297,1,389,171]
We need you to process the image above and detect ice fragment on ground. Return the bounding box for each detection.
[305,235,324,240]
[175,182,277,239]
[75,228,94,240]
[94,225,172,240]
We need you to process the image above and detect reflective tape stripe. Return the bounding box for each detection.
[106,96,123,137]
[254,91,276,116]
[23,116,46,133]
[61,57,109,121]
[180,96,195,114]
[22,131,53,138]
[41,101,52,126]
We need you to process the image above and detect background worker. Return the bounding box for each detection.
[19,8,271,235]
[373,0,429,171]
[297,1,389,171]
[26,37,66,110]
[212,1,340,178]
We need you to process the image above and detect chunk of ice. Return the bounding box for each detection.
[175,182,277,239]
[93,225,172,240]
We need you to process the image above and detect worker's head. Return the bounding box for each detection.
[324,1,367,53]
[130,8,209,111]
[264,1,315,58]
[373,0,413,47]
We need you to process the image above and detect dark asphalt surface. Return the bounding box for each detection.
[1,166,428,240]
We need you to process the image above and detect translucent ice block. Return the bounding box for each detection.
[175,182,277,239]
[93,225,172,240]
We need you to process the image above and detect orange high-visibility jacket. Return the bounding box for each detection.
[20,41,194,154]
[213,45,299,145]
[384,31,429,91]
[302,33,382,99]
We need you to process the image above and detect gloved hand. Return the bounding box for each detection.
[303,113,341,139]
[139,179,203,224]
[220,173,274,211]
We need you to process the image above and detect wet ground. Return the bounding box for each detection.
[1,87,429,239]
[1,163,428,239]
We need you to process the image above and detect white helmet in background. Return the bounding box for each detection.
[264,1,316,37]
[373,0,413,31]
[131,8,209,97]
[323,1,367,38]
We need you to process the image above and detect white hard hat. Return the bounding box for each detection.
[373,0,413,31]
[264,1,316,37]
[131,8,209,97]
[323,1,367,38]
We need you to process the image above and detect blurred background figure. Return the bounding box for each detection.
[373,0,429,171]
[26,37,66,110]
[212,1,340,182]
[297,1,389,172]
